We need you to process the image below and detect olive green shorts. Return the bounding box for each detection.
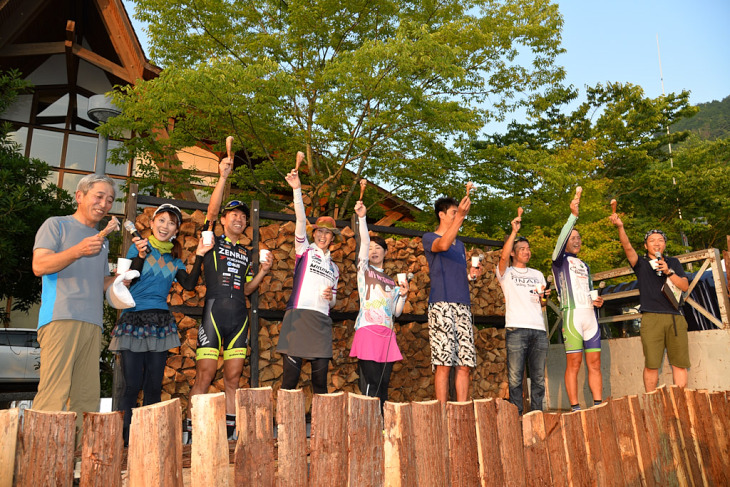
[640,312,690,369]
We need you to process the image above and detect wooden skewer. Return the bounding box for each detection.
[226,136,234,160]
[295,151,305,172]
[359,179,367,201]
[610,199,617,213]
[466,182,474,197]
[517,207,523,218]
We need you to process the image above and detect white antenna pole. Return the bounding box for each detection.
[657,34,688,247]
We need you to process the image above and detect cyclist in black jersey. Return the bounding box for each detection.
[186,156,272,441]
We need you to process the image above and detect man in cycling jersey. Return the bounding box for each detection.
[186,156,272,441]
[552,187,604,411]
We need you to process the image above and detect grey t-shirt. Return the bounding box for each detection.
[33,215,109,328]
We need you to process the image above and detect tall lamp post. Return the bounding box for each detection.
[87,94,121,175]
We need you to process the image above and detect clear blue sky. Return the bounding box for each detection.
[555,0,729,105]
[124,0,729,108]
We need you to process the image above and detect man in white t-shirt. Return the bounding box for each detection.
[496,211,550,414]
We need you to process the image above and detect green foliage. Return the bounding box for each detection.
[106,0,566,217]
[671,95,730,141]
[0,70,75,325]
[466,81,729,277]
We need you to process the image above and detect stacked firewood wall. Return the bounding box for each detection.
[129,207,509,414]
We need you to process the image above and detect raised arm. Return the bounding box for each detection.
[431,195,470,253]
[354,201,369,264]
[609,213,638,267]
[499,213,521,275]
[205,158,233,223]
[552,188,581,261]
[285,167,308,248]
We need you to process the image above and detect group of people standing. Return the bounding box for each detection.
[30,152,691,446]
[498,186,690,415]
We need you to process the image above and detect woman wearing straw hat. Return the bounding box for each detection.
[278,161,341,394]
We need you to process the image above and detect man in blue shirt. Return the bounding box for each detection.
[423,195,481,403]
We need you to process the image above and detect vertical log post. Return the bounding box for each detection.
[0,408,19,487]
[688,390,728,485]
[127,398,183,487]
[310,392,347,486]
[494,399,525,485]
[15,410,76,486]
[627,395,658,487]
[591,403,625,485]
[234,387,275,486]
[80,411,124,487]
[521,411,552,487]
[191,392,229,486]
[412,400,449,487]
[560,411,591,486]
[670,387,707,486]
[661,386,703,487]
[608,397,642,487]
[277,389,308,487]
[707,391,730,473]
[542,413,568,486]
[446,401,480,486]
[348,393,384,486]
[579,407,605,484]
[474,399,503,486]
[640,388,687,485]
[383,402,417,487]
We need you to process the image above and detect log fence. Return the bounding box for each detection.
[2,386,728,486]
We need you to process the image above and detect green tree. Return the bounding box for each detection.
[467,82,703,275]
[0,70,75,325]
[105,0,566,217]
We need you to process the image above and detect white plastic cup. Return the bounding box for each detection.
[649,259,659,271]
[116,258,132,275]
[397,273,407,286]
[589,290,599,301]
[202,231,214,246]
[259,249,271,263]
[472,256,481,268]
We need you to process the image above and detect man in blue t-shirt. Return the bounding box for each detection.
[424,195,481,403]
[32,174,118,442]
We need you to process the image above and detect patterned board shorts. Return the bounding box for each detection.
[427,302,477,369]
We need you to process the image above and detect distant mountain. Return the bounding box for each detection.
[672,95,730,140]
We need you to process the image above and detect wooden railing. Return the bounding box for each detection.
[547,248,730,340]
[1,386,728,486]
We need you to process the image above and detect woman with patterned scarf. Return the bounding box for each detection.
[109,204,214,445]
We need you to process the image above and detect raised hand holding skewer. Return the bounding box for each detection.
[570,186,582,217]
[295,151,305,173]
[359,179,367,201]
[226,136,234,160]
